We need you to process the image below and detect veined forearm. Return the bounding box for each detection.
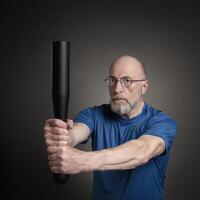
[87,140,150,171]
[48,135,164,174]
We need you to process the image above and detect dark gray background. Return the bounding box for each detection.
[1,0,200,199]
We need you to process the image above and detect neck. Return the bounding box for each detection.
[122,100,144,119]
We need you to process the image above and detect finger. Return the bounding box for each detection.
[50,166,58,173]
[50,167,65,174]
[48,153,57,161]
[49,160,60,168]
[66,119,74,130]
[45,118,67,129]
[45,132,69,141]
[46,140,69,146]
[47,146,59,154]
[49,160,63,168]
[44,126,51,133]
[45,127,69,135]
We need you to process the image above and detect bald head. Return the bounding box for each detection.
[109,55,147,79]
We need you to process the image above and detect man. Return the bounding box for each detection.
[44,55,177,200]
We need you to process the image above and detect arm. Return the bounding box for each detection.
[48,134,165,174]
[44,119,90,147]
[70,122,91,146]
[91,135,165,171]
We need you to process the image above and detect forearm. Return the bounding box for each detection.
[48,135,164,174]
[70,123,90,147]
[83,139,150,172]
[84,135,164,172]
[48,141,148,174]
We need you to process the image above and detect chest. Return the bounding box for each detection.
[92,120,147,149]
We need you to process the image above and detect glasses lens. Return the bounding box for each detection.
[109,78,116,87]
[105,78,115,87]
[121,78,132,87]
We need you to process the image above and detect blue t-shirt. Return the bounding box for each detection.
[74,103,177,200]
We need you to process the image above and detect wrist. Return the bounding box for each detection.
[83,150,104,172]
[69,129,77,147]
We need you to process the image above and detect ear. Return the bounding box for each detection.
[141,80,149,95]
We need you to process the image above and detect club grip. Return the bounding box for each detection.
[52,41,70,183]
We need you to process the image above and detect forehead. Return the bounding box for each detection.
[109,57,143,78]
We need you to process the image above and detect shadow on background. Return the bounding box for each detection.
[1,1,200,199]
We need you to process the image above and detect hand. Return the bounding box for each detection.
[44,118,74,147]
[47,145,90,174]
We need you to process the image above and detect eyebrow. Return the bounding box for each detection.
[108,76,133,79]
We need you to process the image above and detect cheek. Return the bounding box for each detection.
[128,88,141,100]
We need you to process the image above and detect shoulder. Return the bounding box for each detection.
[144,103,177,129]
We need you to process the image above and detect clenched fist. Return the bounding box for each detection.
[47,145,91,174]
[44,118,75,147]
[44,118,94,175]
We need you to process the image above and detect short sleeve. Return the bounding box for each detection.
[74,107,95,133]
[143,112,177,153]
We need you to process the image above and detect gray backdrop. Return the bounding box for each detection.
[1,1,200,199]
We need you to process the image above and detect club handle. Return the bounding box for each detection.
[53,172,69,184]
[52,41,70,184]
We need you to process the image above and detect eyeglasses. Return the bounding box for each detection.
[104,76,146,88]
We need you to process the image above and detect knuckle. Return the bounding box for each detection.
[46,139,52,145]
[67,119,74,127]
[47,146,52,153]
[43,126,49,133]
[67,119,71,124]
[57,135,63,141]
[58,153,65,161]
[58,150,66,160]
[57,128,63,135]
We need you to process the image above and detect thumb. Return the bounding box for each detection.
[66,119,74,130]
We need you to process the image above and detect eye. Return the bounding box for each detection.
[123,78,132,84]
[110,78,116,83]
[108,78,117,86]
[122,77,132,86]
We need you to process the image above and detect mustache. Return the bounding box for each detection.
[111,97,128,102]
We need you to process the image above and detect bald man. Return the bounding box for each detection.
[44,55,177,200]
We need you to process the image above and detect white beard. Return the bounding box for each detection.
[110,100,136,115]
